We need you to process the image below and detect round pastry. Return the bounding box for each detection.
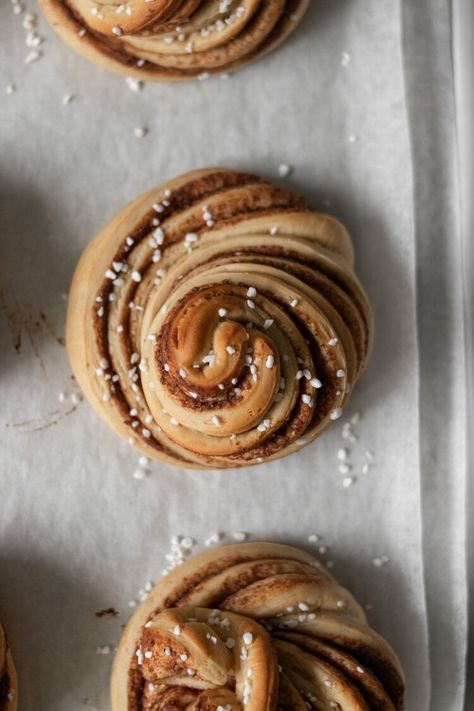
[0,624,17,711]
[66,168,373,469]
[38,0,309,81]
[111,542,404,709]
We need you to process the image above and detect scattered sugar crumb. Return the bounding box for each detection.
[125,76,144,92]
[134,126,148,138]
[132,469,148,480]
[278,163,293,178]
[233,531,248,542]
[341,51,351,67]
[96,645,111,655]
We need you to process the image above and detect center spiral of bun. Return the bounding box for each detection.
[143,280,319,456]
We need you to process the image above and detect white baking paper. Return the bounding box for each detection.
[0,1,468,709]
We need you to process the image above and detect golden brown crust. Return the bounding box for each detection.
[110,542,404,710]
[38,0,310,81]
[66,168,373,469]
[0,625,17,711]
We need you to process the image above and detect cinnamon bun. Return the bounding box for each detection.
[111,542,404,710]
[66,168,373,469]
[38,0,309,80]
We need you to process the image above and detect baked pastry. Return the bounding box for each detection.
[111,542,404,709]
[66,168,373,469]
[0,624,17,711]
[38,0,309,81]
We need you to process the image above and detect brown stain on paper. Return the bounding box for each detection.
[0,291,65,365]
[1,291,79,433]
[94,608,119,618]
[5,405,78,433]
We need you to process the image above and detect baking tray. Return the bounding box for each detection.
[0,1,468,708]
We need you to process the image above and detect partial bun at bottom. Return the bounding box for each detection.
[111,542,404,710]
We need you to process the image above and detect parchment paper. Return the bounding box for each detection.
[0,1,468,709]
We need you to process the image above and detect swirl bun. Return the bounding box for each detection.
[66,168,373,469]
[111,542,404,710]
[38,0,309,80]
[0,625,17,711]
